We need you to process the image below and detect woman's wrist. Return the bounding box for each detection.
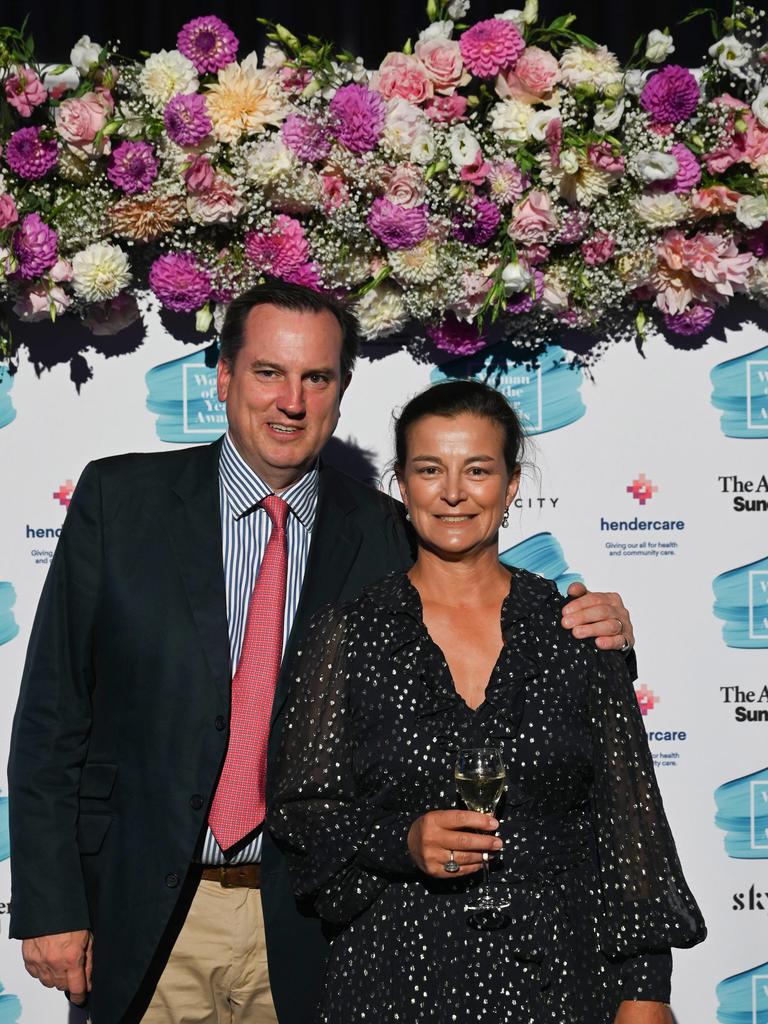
[614,1000,672,1024]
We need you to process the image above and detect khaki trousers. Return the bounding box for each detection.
[141,879,278,1024]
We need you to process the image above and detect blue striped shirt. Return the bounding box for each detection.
[200,433,319,865]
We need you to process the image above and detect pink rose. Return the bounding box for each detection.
[55,91,112,153]
[187,174,243,224]
[184,154,216,194]
[424,94,467,122]
[13,283,71,321]
[321,173,349,212]
[509,190,558,244]
[49,258,73,283]
[587,142,625,174]
[384,164,426,208]
[496,46,559,103]
[414,38,469,95]
[375,53,434,106]
[4,68,47,118]
[0,194,19,229]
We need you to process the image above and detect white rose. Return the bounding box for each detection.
[736,194,768,229]
[501,260,533,293]
[523,0,539,24]
[645,30,675,63]
[528,107,560,141]
[623,70,647,96]
[447,0,470,16]
[411,130,437,165]
[593,98,625,133]
[559,149,580,175]
[448,124,482,166]
[634,150,679,183]
[752,85,768,128]
[70,35,102,74]
[490,99,530,143]
[495,10,526,30]
[418,20,454,42]
[709,35,753,75]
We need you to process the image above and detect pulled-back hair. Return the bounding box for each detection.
[219,278,360,377]
[394,380,526,475]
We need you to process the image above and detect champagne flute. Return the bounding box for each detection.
[455,747,510,921]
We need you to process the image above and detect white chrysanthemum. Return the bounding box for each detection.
[560,45,621,92]
[72,242,132,301]
[633,193,689,227]
[388,240,442,285]
[736,194,768,229]
[140,50,199,110]
[243,140,297,184]
[749,260,768,308]
[354,284,409,339]
[490,99,531,143]
[539,154,614,206]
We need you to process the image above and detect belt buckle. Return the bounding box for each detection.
[218,866,234,889]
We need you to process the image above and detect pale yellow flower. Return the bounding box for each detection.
[388,240,442,285]
[206,62,288,144]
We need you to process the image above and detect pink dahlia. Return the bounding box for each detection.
[663,305,715,335]
[639,65,700,126]
[282,114,331,162]
[4,67,47,118]
[427,314,487,355]
[5,126,58,180]
[107,141,159,195]
[149,252,212,312]
[666,143,701,194]
[244,215,309,277]
[0,194,19,229]
[164,93,213,147]
[581,230,616,266]
[459,19,525,78]
[487,160,528,206]
[368,197,429,249]
[329,84,387,154]
[177,15,238,74]
[654,229,754,314]
[452,196,501,245]
[282,261,322,291]
[13,213,58,278]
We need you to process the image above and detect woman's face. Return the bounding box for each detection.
[397,412,520,559]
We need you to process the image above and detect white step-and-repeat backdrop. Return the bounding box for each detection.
[0,305,766,1023]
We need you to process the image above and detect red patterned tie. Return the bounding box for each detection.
[209,494,289,852]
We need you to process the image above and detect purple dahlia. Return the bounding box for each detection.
[177,15,239,74]
[5,126,58,180]
[108,142,159,195]
[639,65,700,126]
[149,252,212,312]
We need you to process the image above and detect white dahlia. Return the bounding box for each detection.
[354,284,409,339]
[633,193,689,228]
[560,45,621,92]
[72,242,132,301]
[490,99,531,143]
[140,50,199,110]
[388,240,442,285]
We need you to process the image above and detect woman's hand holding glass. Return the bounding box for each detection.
[407,810,501,878]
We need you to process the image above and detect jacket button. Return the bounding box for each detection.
[165,873,179,888]
[190,794,204,810]
[215,715,226,731]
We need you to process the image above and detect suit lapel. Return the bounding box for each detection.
[271,466,362,724]
[166,439,231,704]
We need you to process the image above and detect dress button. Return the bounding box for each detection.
[165,873,179,888]
[190,794,204,810]
[215,715,226,731]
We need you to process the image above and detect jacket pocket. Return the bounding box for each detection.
[79,762,118,800]
[76,813,113,855]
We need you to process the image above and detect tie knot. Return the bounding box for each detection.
[261,494,289,531]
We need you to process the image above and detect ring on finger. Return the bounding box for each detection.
[619,635,631,653]
[615,617,624,636]
[443,851,460,873]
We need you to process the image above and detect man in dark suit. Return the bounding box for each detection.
[8,280,635,1023]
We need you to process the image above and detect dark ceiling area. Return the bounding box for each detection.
[6,0,730,68]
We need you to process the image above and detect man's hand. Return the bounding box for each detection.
[22,930,92,1005]
[614,1000,673,1024]
[407,810,501,877]
[562,582,634,651]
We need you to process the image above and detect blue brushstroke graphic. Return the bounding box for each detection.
[711,343,768,438]
[431,344,585,435]
[146,350,226,443]
[0,367,15,430]
[0,982,21,1024]
[499,532,583,595]
[715,767,768,860]
[0,584,19,647]
[717,959,768,1023]
[713,554,768,649]
[0,798,8,862]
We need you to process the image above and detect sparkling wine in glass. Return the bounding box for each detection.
[455,747,510,922]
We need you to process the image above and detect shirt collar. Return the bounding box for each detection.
[219,433,319,530]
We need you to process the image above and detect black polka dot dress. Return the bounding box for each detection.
[269,569,706,1023]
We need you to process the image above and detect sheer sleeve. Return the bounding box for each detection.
[268,604,417,926]
[588,647,706,967]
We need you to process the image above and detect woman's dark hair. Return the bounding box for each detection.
[394,380,526,475]
[219,278,360,378]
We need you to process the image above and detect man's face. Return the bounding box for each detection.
[217,304,349,489]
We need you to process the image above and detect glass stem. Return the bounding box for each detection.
[481,851,491,891]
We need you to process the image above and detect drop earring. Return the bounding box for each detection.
[501,506,509,528]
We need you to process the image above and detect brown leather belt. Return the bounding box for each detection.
[200,864,262,888]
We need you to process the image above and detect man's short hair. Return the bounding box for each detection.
[219,278,360,378]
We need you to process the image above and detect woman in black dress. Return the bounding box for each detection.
[268,380,706,1024]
